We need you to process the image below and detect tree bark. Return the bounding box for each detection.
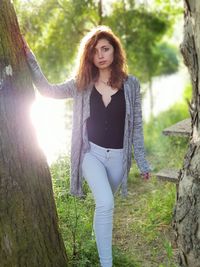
[173,1,200,266]
[0,1,68,266]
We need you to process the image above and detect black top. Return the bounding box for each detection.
[87,86,126,149]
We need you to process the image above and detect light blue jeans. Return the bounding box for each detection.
[82,142,124,267]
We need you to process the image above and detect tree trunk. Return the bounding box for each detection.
[149,77,154,118]
[0,1,68,266]
[98,0,103,25]
[173,1,200,266]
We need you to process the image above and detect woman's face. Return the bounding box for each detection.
[93,38,114,70]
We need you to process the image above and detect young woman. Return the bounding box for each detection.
[24,25,151,267]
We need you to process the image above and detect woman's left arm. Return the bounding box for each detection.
[132,78,151,177]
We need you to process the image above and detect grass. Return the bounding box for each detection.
[113,170,178,267]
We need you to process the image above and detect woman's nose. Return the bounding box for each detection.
[97,50,103,59]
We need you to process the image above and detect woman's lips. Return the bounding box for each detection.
[99,61,106,65]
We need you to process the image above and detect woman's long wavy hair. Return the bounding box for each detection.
[76,26,128,90]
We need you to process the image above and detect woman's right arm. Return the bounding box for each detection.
[26,50,75,99]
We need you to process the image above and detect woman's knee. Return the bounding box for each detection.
[96,195,114,213]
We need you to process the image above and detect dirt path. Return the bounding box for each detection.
[113,177,179,267]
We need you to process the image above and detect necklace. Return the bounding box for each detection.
[99,80,109,85]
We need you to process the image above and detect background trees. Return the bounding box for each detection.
[14,0,179,82]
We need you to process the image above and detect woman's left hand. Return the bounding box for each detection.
[141,172,151,181]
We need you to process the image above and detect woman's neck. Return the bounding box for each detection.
[98,69,111,83]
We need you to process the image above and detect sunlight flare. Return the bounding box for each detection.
[30,93,71,165]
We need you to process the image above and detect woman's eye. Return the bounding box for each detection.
[103,47,109,52]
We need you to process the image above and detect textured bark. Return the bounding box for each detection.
[0,1,68,266]
[173,1,200,266]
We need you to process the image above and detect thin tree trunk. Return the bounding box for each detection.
[98,0,103,25]
[173,1,200,266]
[149,77,154,118]
[0,1,68,266]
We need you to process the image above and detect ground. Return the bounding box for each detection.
[113,174,179,267]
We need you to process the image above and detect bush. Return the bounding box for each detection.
[144,100,189,172]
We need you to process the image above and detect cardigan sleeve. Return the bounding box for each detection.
[132,77,151,173]
[26,50,75,99]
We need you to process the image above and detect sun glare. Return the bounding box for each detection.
[30,93,71,165]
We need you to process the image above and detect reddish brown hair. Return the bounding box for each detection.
[76,26,128,90]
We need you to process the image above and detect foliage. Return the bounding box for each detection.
[14,0,180,84]
[154,0,183,16]
[14,0,99,82]
[154,43,179,76]
[183,83,192,102]
[144,88,190,172]
[105,1,179,82]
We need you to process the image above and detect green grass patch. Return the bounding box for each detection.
[130,176,176,242]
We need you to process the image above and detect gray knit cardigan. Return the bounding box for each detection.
[27,51,151,197]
